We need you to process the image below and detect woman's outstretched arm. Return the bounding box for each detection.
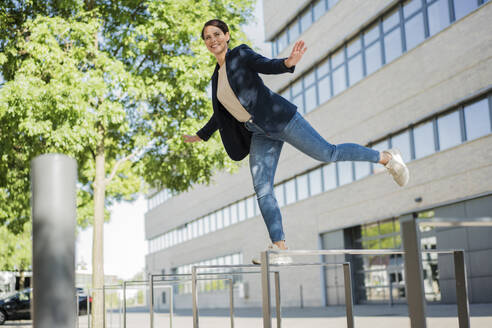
[242,40,307,74]
[183,134,202,142]
[187,112,218,142]
[284,40,307,68]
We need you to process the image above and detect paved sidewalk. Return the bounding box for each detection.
[7,304,492,327]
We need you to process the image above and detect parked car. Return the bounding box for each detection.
[0,288,91,325]
[76,288,92,315]
[0,288,31,325]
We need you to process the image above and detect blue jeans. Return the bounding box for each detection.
[245,112,380,242]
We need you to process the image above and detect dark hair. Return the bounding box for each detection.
[201,19,230,43]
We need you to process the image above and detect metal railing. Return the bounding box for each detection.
[259,249,465,328]
[149,273,236,328]
[257,216,492,328]
[190,262,352,328]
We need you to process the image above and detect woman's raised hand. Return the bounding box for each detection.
[284,40,307,68]
[183,134,202,143]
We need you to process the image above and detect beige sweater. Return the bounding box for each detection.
[217,62,252,122]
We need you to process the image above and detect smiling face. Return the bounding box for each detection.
[203,25,230,55]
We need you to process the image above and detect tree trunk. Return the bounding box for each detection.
[19,271,25,289]
[92,131,105,328]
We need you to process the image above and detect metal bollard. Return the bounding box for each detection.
[32,154,77,328]
[343,263,354,328]
[102,286,106,328]
[109,289,113,328]
[454,250,470,328]
[274,272,281,328]
[401,215,427,328]
[150,276,154,328]
[123,282,127,328]
[192,267,199,328]
[88,289,91,328]
[229,279,234,328]
[76,293,80,328]
[119,287,122,328]
[169,284,174,328]
[260,251,272,328]
[299,285,304,309]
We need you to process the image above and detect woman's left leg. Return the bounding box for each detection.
[275,112,380,164]
[249,131,285,243]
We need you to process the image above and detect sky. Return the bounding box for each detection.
[75,0,268,281]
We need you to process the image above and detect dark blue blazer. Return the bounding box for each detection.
[196,44,297,161]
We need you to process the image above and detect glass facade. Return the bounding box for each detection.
[350,212,440,303]
[148,189,175,211]
[278,0,488,114]
[174,253,243,294]
[353,218,405,303]
[271,0,340,57]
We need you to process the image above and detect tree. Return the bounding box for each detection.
[0,222,31,289]
[0,1,254,327]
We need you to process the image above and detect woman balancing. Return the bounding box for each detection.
[183,19,409,264]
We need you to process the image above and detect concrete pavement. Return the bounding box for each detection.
[7,303,492,328]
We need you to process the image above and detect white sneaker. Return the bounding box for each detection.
[251,244,293,265]
[383,149,409,187]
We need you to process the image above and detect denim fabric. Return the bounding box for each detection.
[245,112,380,242]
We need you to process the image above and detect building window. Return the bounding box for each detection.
[351,218,406,303]
[173,252,243,295]
[404,9,426,50]
[203,216,209,234]
[275,184,286,207]
[464,98,491,141]
[371,139,389,173]
[337,161,353,186]
[288,21,300,45]
[317,75,331,105]
[216,209,224,229]
[413,120,436,159]
[364,41,382,76]
[292,79,304,114]
[296,174,309,200]
[277,30,288,53]
[300,7,313,33]
[347,37,364,85]
[313,0,327,21]
[331,49,346,95]
[285,179,297,204]
[427,0,451,36]
[222,207,230,227]
[246,196,256,218]
[348,54,364,85]
[403,0,422,18]
[210,213,216,232]
[391,130,412,162]
[437,110,461,151]
[308,168,323,196]
[383,8,400,32]
[355,161,371,180]
[453,0,478,20]
[192,221,198,238]
[272,0,339,56]
[238,200,246,222]
[323,163,337,190]
[384,26,403,63]
[198,219,204,236]
[230,203,238,225]
[304,70,318,113]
